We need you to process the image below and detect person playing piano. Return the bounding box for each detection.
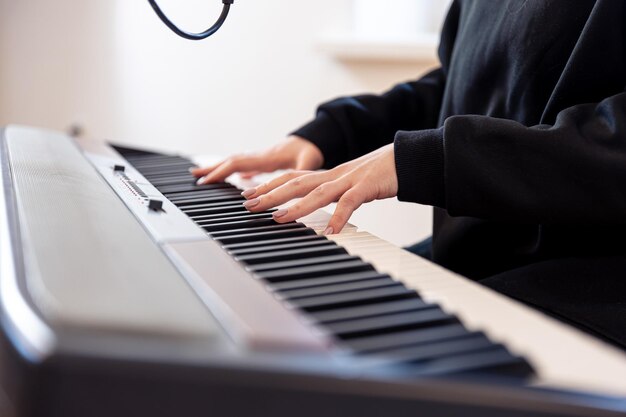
[191,0,626,349]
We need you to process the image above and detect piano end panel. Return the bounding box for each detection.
[163,240,334,353]
[3,126,219,340]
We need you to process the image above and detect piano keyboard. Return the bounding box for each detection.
[116,146,534,379]
[114,145,626,397]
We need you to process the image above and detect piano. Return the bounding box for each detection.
[1,125,625,417]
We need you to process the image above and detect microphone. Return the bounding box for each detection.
[147,0,234,41]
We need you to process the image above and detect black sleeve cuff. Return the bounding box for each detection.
[394,128,446,207]
[290,111,348,169]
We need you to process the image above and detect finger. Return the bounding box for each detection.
[270,178,350,223]
[324,186,369,234]
[239,170,262,179]
[190,162,220,178]
[198,155,274,184]
[245,171,332,212]
[243,170,311,199]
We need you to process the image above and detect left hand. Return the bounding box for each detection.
[242,144,398,234]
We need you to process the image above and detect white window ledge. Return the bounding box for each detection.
[316,33,439,64]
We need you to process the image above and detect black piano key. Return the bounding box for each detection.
[215,227,316,245]
[149,177,200,187]
[268,271,387,292]
[159,183,234,194]
[202,218,281,233]
[192,212,275,223]
[134,166,197,176]
[167,190,243,202]
[211,223,305,238]
[223,235,326,251]
[163,186,236,198]
[189,209,276,222]
[229,239,334,256]
[310,298,434,324]
[343,323,473,353]
[143,171,195,179]
[170,195,245,207]
[236,245,347,265]
[404,346,534,378]
[248,254,360,273]
[276,277,398,301]
[135,165,196,175]
[182,202,247,214]
[324,308,457,339]
[367,333,494,366]
[132,161,195,170]
[257,260,374,282]
[127,155,189,164]
[287,285,418,311]
[133,164,193,172]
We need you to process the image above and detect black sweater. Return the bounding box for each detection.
[293,0,626,280]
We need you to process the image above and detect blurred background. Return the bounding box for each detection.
[0,0,450,246]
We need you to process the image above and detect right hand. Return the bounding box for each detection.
[192,135,324,184]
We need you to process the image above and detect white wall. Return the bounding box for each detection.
[0,0,446,246]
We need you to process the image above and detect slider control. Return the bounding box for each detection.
[113,164,126,172]
[148,199,164,211]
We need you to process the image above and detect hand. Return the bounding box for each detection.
[242,144,398,234]
[191,135,324,184]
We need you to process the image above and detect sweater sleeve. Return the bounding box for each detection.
[292,69,446,169]
[395,91,626,224]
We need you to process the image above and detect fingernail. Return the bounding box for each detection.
[196,176,206,185]
[243,198,260,209]
[323,226,334,236]
[273,209,288,219]
[241,188,256,198]
[188,167,196,173]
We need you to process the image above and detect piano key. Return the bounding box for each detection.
[324,308,457,339]
[257,260,375,282]
[276,277,399,301]
[287,285,418,311]
[248,254,360,273]
[404,346,533,378]
[228,238,334,256]
[201,218,281,233]
[131,160,195,170]
[182,202,247,214]
[223,235,326,251]
[214,226,317,245]
[192,210,274,221]
[143,171,195,179]
[126,155,189,164]
[149,177,202,187]
[192,212,275,223]
[236,245,348,265]
[268,271,387,292]
[169,195,245,207]
[158,183,234,194]
[343,323,473,353]
[210,223,305,238]
[134,166,198,176]
[309,298,434,324]
[366,333,494,365]
[134,164,196,175]
[167,190,242,201]
[162,186,236,198]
